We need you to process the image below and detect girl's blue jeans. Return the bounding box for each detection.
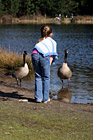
[32,53,50,102]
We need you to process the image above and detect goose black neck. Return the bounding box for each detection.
[64,52,67,63]
[23,53,26,65]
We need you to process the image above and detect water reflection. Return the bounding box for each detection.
[53,87,72,103]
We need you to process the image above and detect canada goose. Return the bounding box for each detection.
[57,49,72,86]
[12,51,29,87]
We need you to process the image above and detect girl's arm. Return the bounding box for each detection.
[50,56,53,65]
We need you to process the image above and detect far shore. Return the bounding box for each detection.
[0,15,93,24]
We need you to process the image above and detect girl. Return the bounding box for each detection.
[32,25,58,103]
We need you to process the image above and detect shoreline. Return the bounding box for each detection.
[0,83,93,105]
[0,76,93,105]
[0,15,93,24]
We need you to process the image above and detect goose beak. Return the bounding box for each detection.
[24,51,27,55]
[65,49,68,53]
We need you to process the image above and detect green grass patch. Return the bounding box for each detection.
[0,101,92,140]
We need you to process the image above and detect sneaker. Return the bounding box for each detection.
[35,99,42,103]
[44,98,50,103]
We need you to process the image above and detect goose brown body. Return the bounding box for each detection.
[12,51,29,86]
[12,63,29,80]
[57,49,72,84]
[58,63,72,80]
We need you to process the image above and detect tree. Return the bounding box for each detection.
[2,0,11,14]
[25,0,35,15]
[0,0,5,16]
[0,0,93,17]
[9,0,21,17]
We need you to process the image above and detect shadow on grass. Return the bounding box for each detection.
[0,90,35,103]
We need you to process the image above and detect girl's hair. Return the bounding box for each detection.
[40,25,52,37]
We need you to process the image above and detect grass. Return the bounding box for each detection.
[0,48,33,73]
[0,100,92,140]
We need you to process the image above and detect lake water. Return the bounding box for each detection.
[0,24,93,104]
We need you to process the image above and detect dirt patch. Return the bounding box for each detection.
[0,83,92,114]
